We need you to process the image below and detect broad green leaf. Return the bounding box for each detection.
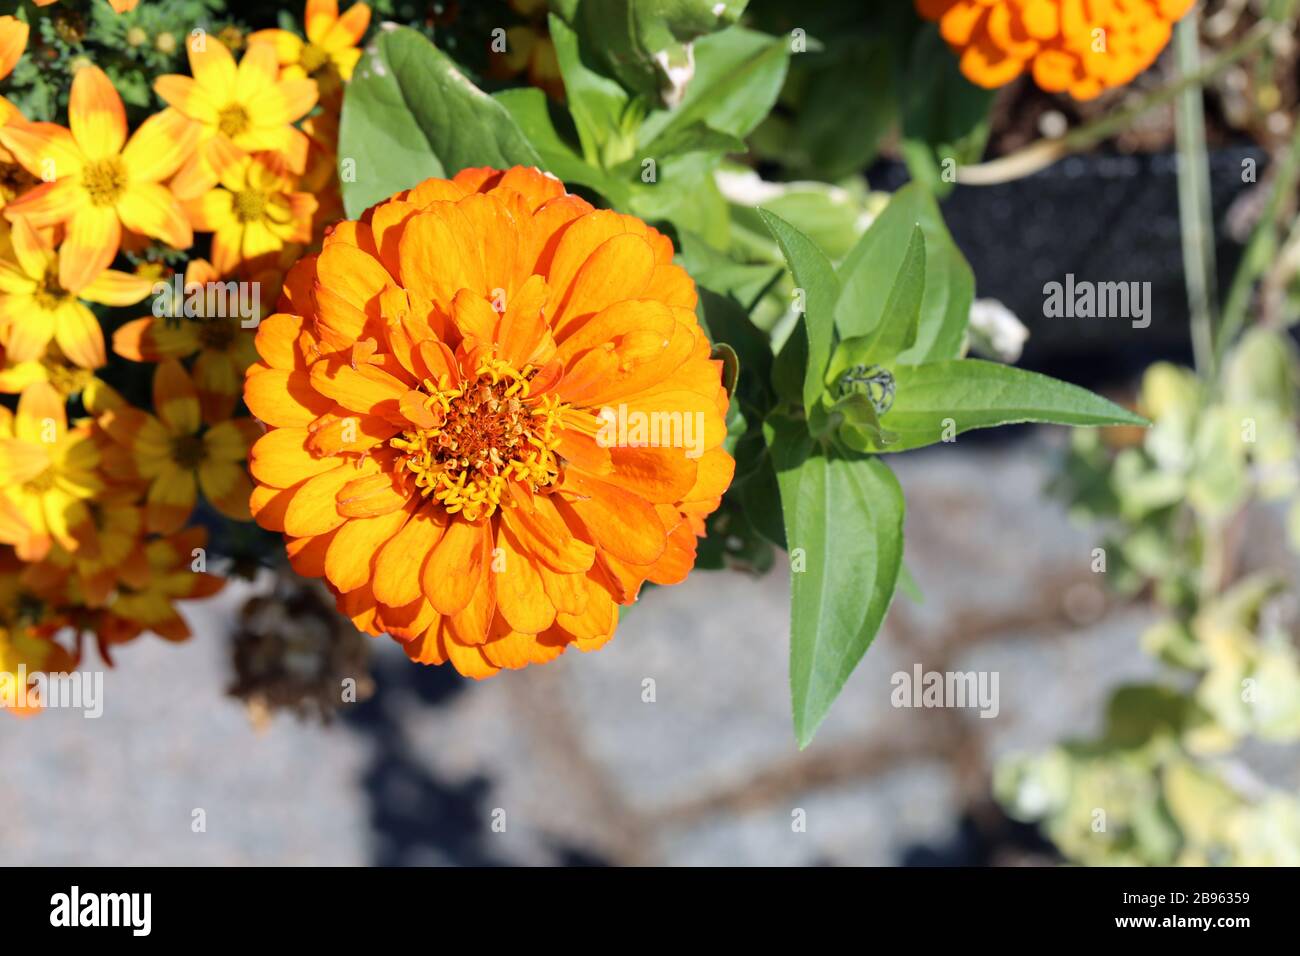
[493,87,620,199]
[865,359,1149,453]
[638,27,789,149]
[573,0,748,102]
[724,172,876,261]
[767,413,905,748]
[339,27,540,217]
[548,14,635,166]
[836,182,973,364]
[757,209,840,413]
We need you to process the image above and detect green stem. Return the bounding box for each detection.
[1215,119,1300,361]
[958,16,1278,186]
[1173,14,1218,379]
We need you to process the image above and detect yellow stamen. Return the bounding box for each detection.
[233,189,268,223]
[81,157,127,207]
[390,362,565,523]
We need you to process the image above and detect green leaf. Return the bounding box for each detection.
[695,287,773,410]
[548,14,634,166]
[678,232,782,311]
[339,27,540,218]
[638,27,789,149]
[757,209,840,412]
[836,182,973,364]
[865,359,1149,453]
[493,88,619,198]
[861,224,925,363]
[574,0,751,104]
[767,413,905,748]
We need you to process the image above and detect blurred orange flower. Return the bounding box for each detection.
[0,382,103,562]
[98,359,260,533]
[113,258,262,423]
[245,166,732,678]
[916,0,1195,99]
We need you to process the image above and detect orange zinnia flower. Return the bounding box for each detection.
[155,36,318,198]
[249,0,371,104]
[98,359,260,533]
[0,67,198,292]
[0,15,27,126]
[245,166,733,677]
[113,258,262,422]
[916,0,1195,99]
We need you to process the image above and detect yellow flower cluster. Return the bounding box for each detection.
[0,1,370,714]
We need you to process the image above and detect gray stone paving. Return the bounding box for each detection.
[0,433,1251,865]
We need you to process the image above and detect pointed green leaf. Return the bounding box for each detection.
[757,209,840,413]
[835,183,972,364]
[861,224,925,363]
[766,413,905,748]
[865,359,1149,453]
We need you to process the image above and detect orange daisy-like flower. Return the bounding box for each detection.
[183,154,318,276]
[245,166,733,677]
[155,37,318,198]
[0,14,28,126]
[0,66,198,292]
[113,258,262,423]
[249,0,371,105]
[0,549,76,718]
[98,359,260,533]
[916,0,1195,100]
[0,216,153,368]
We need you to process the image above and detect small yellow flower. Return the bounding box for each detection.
[250,0,371,103]
[183,154,317,276]
[0,217,152,369]
[155,36,318,198]
[0,382,103,562]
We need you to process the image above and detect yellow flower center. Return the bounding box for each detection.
[32,268,71,311]
[169,433,207,469]
[233,188,268,223]
[217,103,252,139]
[299,42,330,75]
[81,157,127,207]
[390,359,565,522]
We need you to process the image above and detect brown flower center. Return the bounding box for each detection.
[81,157,127,207]
[169,433,207,469]
[32,268,71,311]
[197,317,239,352]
